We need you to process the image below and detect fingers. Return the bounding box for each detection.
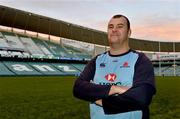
[118,86,130,94]
[108,85,131,96]
[95,99,102,106]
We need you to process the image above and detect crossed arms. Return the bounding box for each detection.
[73,53,156,114]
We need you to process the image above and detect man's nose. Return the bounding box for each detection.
[112,28,117,32]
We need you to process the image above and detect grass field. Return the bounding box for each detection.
[0,76,179,119]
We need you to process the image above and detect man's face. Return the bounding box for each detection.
[107,17,131,45]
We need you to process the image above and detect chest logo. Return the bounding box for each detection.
[100,63,106,68]
[105,73,117,82]
[120,62,130,68]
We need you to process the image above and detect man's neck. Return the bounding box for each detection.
[109,44,130,55]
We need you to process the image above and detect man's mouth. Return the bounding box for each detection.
[111,35,119,37]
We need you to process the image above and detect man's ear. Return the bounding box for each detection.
[128,29,131,37]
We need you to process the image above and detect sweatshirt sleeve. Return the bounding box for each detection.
[102,53,156,114]
[73,56,111,102]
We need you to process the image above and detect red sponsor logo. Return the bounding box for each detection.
[120,62,130,68]
[123,62,129,67]
[105,73,117,82]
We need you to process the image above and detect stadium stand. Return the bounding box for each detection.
[0,61,82,76]
[2,32,25,50]
[19,36,46,58]
[42,40,73,59]
[0,31,92,59]
[0,37,10,49]
[0,61,15,75]
[153,61,180,76]
[0,30,88,76]
[71,63,86,72]
[63,45,92,60]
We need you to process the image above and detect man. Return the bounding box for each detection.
[73,14,156,119]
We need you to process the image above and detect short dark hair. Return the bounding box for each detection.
[112,14,130,30]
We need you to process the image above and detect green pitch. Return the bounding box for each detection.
[151,76,180,119]
[0,76,179,119]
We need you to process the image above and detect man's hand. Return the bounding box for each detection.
[95,99,102,106]
[95,86,130,106]
[108,85,130,96]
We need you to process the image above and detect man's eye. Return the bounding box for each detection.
[108,26,113,29]
[117,25,123,28]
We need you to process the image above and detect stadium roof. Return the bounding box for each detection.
[0,5,180,52]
